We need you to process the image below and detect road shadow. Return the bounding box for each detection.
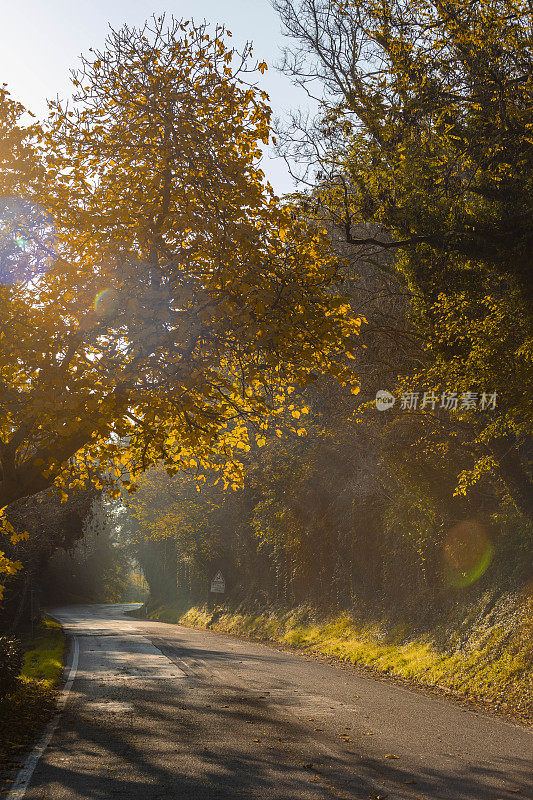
[25,667,531,800]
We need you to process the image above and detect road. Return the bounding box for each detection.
[14,604,533,799]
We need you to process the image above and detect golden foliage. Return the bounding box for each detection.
[0,18,361,519]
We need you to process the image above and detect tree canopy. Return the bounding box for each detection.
[0,16,364,596]
[0,17,361,514]
[275,0,533,519]
[2,5,531,623]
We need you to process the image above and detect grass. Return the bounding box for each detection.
[19,618,65,685]
[142,591,533,723]
[0,617,65,779]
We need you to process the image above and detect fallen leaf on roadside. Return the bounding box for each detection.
[384,754,399,759]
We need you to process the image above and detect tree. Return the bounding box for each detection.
[0,485,97,632]
[42,499,130,606]
[122,467,202,603]
[274,0,533,519]
[0,15,361,520]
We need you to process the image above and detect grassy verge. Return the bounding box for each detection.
[142,592,532,723]
[0,617,65,778]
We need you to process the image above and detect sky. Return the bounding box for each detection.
[0,0,314,195]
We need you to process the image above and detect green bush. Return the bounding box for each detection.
[0,636,24,697]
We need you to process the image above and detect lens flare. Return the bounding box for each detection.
[0,196,56,284]
[94,288,120,318]
[443,520,494,588]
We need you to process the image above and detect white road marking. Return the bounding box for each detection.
[76,634,187,682]
[6,636,79,800]
[5,608,188,798]
[87,700,135,714]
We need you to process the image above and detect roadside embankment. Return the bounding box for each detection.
[140,591,532,723]
[0,617,65,775]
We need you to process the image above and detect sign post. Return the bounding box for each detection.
[208,571,225,622]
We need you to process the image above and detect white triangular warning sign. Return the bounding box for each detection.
[210,571,226,593]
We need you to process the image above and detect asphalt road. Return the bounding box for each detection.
[15,604,533,799]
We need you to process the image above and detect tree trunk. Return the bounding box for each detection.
[489,436,533,523]
[137,538,178,605]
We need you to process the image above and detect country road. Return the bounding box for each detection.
[12,604,532,800]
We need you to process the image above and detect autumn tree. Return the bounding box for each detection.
[0,15,361,522]
[274,0,533,519]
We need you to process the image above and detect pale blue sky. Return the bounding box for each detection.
[0,0,312,194]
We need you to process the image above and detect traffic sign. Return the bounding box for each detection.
[210,570,225,594]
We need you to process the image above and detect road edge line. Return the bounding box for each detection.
[6,634,79,800]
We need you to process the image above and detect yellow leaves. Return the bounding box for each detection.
[258,61,268,74]
[0,551,22,578]
[0,513,27,544]
[0,510,24,593]
[0,19,365,522]
[10,529,29,544]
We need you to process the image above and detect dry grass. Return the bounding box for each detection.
[147,591,532,722]
[0,617,65,779]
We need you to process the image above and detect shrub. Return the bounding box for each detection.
[0,636,24,697]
